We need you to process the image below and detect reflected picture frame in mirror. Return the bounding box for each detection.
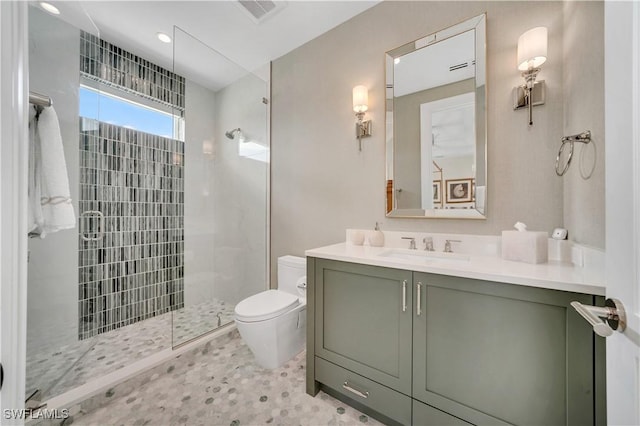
[385,13,487,219]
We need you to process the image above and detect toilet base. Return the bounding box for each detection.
[235,304,306,369]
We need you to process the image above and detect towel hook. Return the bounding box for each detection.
[555,130,591,176]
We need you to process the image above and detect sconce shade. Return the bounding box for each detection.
[352,85,369,113]
[517,27,548,71]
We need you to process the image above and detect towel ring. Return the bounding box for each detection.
[556,130,591,176]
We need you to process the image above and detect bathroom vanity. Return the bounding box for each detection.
[305,240,606,426]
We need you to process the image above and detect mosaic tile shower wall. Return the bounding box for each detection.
[80,31,185,111]
[78,121,185,339]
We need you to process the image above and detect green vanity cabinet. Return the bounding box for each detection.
[412,272,599,425]
[413,400,472,425]
[306,257,605,426]
[312,259,413,395]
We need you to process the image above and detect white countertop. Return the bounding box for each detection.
[305,242,606,296]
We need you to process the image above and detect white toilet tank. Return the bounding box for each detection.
[277,255,306,296]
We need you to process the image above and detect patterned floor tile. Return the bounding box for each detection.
[65,331,383,426]
[26,299,235,401]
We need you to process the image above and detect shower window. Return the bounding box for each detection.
[79,85,184,141]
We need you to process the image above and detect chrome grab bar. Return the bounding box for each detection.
[342,381,369,399]
[570,298,626,337]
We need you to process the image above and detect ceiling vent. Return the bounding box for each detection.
[237,0,287,24]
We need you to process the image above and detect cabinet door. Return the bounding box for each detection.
[413,272,596,425]
[315,259,412,395]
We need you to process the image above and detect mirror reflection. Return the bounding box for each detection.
[386,14,486,219]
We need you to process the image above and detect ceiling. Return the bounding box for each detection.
[41,0,380,91]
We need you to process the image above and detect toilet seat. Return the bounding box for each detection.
[234,289,300,322]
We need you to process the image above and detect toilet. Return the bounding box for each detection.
[234,255,306,369]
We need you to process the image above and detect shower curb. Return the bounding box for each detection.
[27,326,238,426]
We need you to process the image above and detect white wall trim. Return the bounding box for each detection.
[0,1,29,424]
[631,3,640,420]
[605,1,640,424]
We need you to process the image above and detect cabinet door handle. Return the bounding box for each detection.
[342,381,369,399]
[402,280,407,312]
[416,282,422,316]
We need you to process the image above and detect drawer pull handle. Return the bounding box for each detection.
[416,282,422,316]
[342,381,369,399]
[402,280,407,312]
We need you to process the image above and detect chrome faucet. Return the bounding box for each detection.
[402,237,417,250]
[423,237,434,251]
[444,239,461,253]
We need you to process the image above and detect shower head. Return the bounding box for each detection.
[225,128,242,140]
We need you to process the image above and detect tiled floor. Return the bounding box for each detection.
[63,330,382,426]
[26,299,236,401]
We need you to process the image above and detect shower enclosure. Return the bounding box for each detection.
[25,4,269,405]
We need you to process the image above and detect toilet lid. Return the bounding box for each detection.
[235,290,300,322]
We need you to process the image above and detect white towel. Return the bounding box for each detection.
[28,105,76,238]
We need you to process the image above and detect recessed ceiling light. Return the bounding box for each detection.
[40,2,60,15]
[156,32,172,44]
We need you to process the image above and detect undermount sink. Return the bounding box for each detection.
[378,249,470,263]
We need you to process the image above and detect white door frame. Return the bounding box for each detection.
[0,2,638,425]
[0,1,29,423]
[604,1,640,424]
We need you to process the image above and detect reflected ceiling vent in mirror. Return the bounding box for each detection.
[449,62,468,72]
[237,0,287,24]
[449,59,475,72]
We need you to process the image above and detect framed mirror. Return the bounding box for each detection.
[385,14,486,219]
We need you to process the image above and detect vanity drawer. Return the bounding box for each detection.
[413,399,473,425]
[315,356,411,425]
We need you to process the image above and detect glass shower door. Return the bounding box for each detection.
[172,27,270,346]
[26,4,106,403]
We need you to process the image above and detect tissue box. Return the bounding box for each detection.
[501,230,548,264]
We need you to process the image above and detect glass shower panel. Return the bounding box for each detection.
[172,27,269,346]
[26,4,105,403]
[26,6,185,403]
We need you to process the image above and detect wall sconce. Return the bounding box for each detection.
[352,85,372,151]
[514,27,547,126]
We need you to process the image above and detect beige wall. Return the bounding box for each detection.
[271,1,604,284]
[562,1,605,248]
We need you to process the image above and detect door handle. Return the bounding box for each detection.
[1,362,4,391]
[571,298,626,337]
[402,280,407,312]
[80,210,104,242]
[416,282,422,316]
[342,381,369,399]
